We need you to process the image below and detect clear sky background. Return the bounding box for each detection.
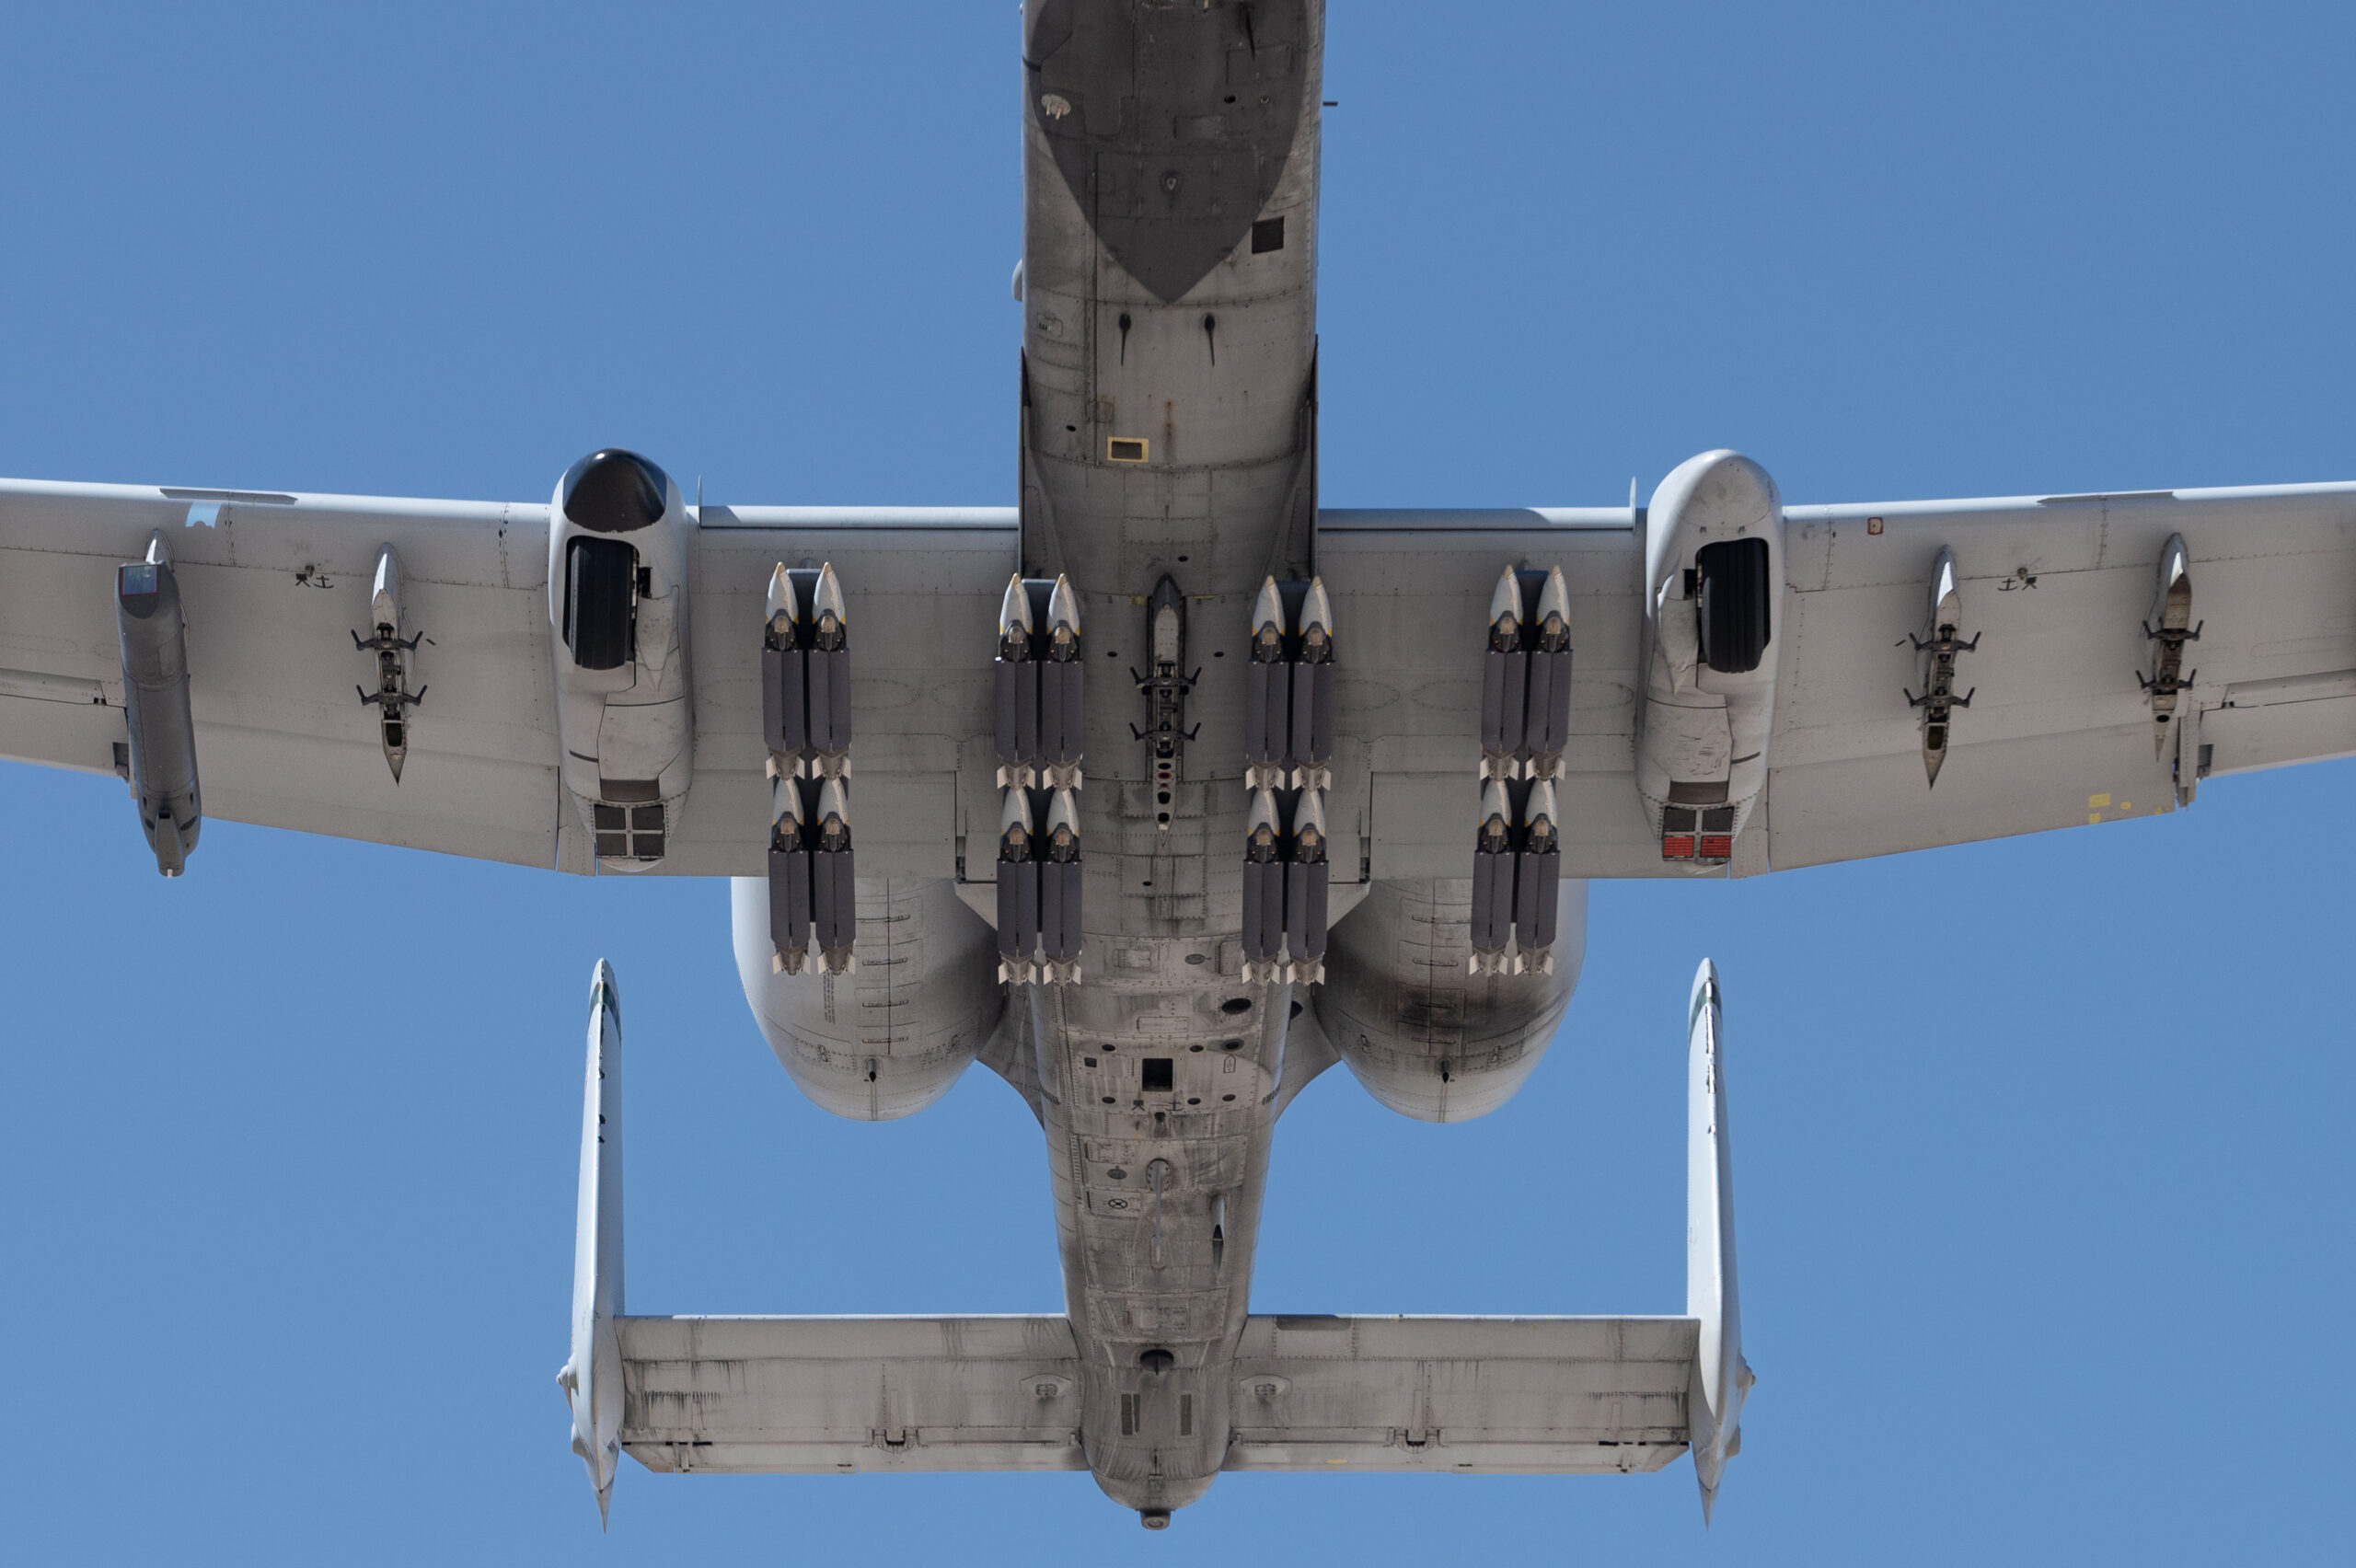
[2,2,2350,1562]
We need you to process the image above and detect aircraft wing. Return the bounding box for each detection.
[0,479,1013,876]
[1316,480,2356,879]
[10,474,2355,883]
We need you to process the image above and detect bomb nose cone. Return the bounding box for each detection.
[766,563,799,631]
[999,573,1033,637]
[1524,778,1558,828]
[1479,777,1511,827]
[1537,564,1569,627]
[1299,576,1334,639]
[813,562,848,628]
[1247,787,1280,836]
[999,787,1034,836]
[771,775,804,828]
[817,776,850,825]
[1253,575,1286,637]
[1291,787,1327,837]
[1046,574,1080,638]
[1045,787,1080,839]
[1488,564,1524,631]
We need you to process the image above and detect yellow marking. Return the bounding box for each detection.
[1326,1458,1348,1466]
[2121,801,2132,810]
[1107,436,1150,463]
[2087,792,2112,808]
[2088,813,2103,825]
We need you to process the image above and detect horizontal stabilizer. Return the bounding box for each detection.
[620,1315,1084,1474]
[1222,1314,1696,1474]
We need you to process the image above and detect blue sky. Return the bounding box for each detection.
[3,2,2350,1562]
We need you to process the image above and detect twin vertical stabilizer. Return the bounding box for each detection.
[1686,959,1753,1523]
[556,962,625,1527]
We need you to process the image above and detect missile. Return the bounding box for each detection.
[995,574,1037,788]
[1284,787,1330,985]
[1289,577,1334,791]
[1040,574,1085,790]
[1242,788,1285,981]
[763,563,808,762]
[1512,778,1561,974]
[352,543,426,783]
[1905,546,1978,789]
[1244,576,1288,789]
[1041,787,1083,981]
[1469,777,1514,973]
[806,562,851,772]
[115,533,201,876]
[996,787,1039,982]
[1524,565,1572,777]
[1480,565,1527,779]
[768,775,811,974]
[2142,533,2199,759]
[811,776,856,974]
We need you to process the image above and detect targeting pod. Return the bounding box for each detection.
[995,787,1040,984]
[1040,575,1085,790]
[1241,788,1286,982]
[993,575,1037,789]
[1284,788,1331,985]
[1469,778,1515,974]
[811,777,856,974]
[116,534,201,876]
[768,776,812,974]
[1512,778,1561,974]
[1040,788,1083,982]
[1289,578,1334,791]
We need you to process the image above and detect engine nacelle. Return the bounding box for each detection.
[1636,450,1784,870]
[729,876,1003,1121]
[547,449,695,869]
[1314,877,1588,1123]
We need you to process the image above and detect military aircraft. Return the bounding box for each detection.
[2,0,2350,1531]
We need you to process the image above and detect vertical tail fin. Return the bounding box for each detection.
[556,961,625,1527]
[1686,959,1751,1524]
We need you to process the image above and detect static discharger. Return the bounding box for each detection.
[2140,533,2200,760]
[1903,546,1979,788]
[352,543,426,782]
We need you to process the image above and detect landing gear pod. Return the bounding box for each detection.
[115,534,200,876]
[1636,452,1784,870]
[547,449,694,867]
